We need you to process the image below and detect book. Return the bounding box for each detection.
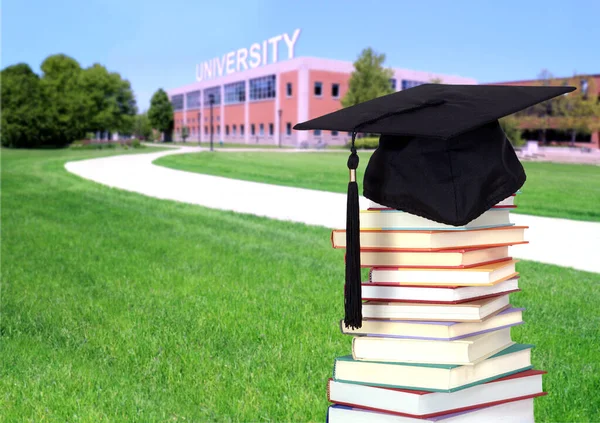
[326,397,536,422]
[358,246,510,268]
[331,226,527,250]
[361,277,520,303]
[362,294,510,322]
[359,208,512,231]
[332,343,533,392]
[328,370,545,418]
[369,259,518,286]
[367,195,516,210]
[341,307,524,341]
[352,328,514,365]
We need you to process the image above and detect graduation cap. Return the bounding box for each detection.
[293,83,575,329]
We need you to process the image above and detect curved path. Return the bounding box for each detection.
[65,146,600,274]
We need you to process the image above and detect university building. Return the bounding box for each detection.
[494,74,600,149]
[166,56,476,146]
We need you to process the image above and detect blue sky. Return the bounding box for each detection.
[3,0,598,112]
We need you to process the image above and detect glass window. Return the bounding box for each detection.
[205,126,208,135]
[249,75,276,100]
[286,122,291,136]
[389,78,397,90]
[314,129,321,136]
[259,123,264,136]
[224,81,246,104]
[331,130,338,136]
[171,94,184,111]
[269,123,273,136]
[240,124,244,135]
[286,82,292,97]
[251,124,255,136]
[232,124,237,136]
[225,125,229,135]
[581,79,589,96]
[186,90,201,109]
[332,83,340,98]
[314,82,322,96]
[217,125,220,135]
[401,79,425,90]
[204,86,221,105]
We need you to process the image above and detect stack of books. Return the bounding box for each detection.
[327,194,546,423]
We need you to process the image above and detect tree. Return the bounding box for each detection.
[133,113,153,140]
[181,126,189,142]
[555,75,600,146]
[148,89,174,142]
[520,69,560,145]
[500,116,524,147]
[341,48,395,109]
[80,64,137,137]
[429,77,443,84]
[39,54,88,146]
[0,64,50,148]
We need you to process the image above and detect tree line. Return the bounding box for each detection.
[1,54,137,148]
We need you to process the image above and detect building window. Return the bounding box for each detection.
[232,124,237,136]
[314,129,321,136]
[186,90,201,109]
[205,126,208,135]
[390,78,397,90]
[581,79,589,97]
[217,125,220,135]
[225,125,229,136]
[269,123,274,136]
[249,75,276,100]
[171,94,184,111]
[204,86,221,105]
[251,124,255,136]
[331,130,338,136]
[401,79,426,90]
[240,124,245,136]
[224,81,246,104]
[332,83,340,98]
[259,123,264,136]
[286,122,291,136]
[314,82,322,96]
[286,82,293,97]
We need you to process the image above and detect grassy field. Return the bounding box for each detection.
[155,151,600,222]
[2,148,599,422]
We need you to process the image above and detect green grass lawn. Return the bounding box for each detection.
[155,152,600,222]
[2,148,599,422]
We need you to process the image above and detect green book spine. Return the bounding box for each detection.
[333,366,533,393]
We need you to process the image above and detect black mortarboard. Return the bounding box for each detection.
[293,83,575,329]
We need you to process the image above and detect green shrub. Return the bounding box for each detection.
[131,139,142,148]
[500,117,525,147]
[345,136,379,150]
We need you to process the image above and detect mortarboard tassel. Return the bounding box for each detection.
[344,132,362,329]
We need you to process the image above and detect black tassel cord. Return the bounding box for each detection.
[344,132,362,329]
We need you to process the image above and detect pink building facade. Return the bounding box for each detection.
[167,57,477,146]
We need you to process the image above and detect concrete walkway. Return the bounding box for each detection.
[65,146,600,274]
